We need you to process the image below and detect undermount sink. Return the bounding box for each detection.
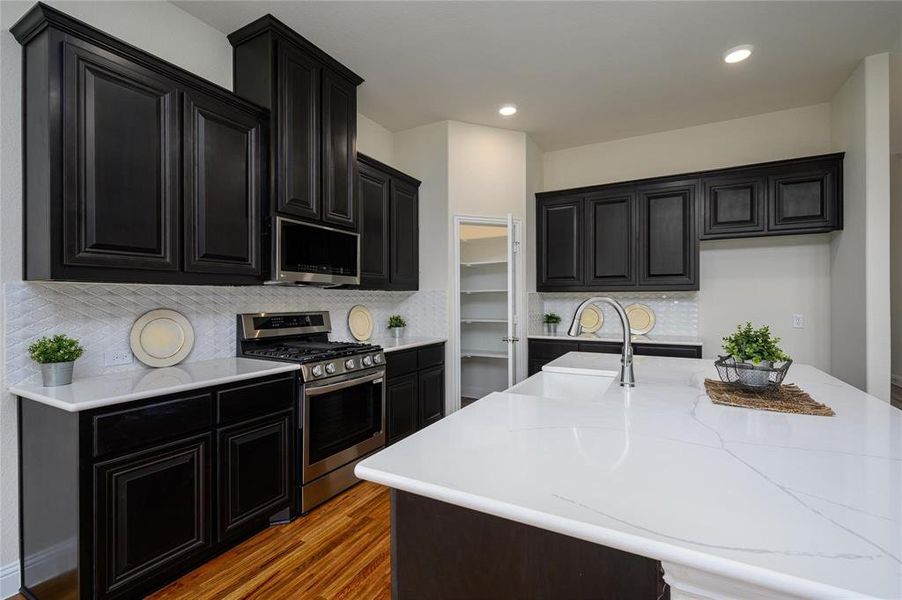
[507,371,614,402]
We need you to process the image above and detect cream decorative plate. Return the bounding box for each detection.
[578,304,604,334]
[625,304,656,335]
[348,305,374,341]
[129,309,194,368]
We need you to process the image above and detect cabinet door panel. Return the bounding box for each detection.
[701,172,766,239]
[183,90,262,276]
[62,42,179,271]
[94,435,211,598]
[218,414,291,540]
[387,374,418,445]
[277,43,320,219]
[322,72,357,228]
[638,180,698,289]
[537,197,583,288]
[418,365,445,429]
[768,163,837,232]
[358,162,391,287]
[390,178,419,289]
[585,191,635,287]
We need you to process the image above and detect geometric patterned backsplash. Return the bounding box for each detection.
[4,282,446,387]
[527,291,698,338]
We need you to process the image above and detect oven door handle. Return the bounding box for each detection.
[305,370,385,396]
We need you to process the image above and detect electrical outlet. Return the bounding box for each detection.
[104,349,133,367]
[792,314,805,329]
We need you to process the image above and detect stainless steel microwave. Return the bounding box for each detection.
[273,216,360,286]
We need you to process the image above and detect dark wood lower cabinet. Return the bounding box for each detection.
[392,489,666,599]
[385,343,446,445]
[18,373,295,599]
[94,434,212,599]
[528,338,702,375]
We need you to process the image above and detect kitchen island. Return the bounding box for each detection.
[356,352,902,599]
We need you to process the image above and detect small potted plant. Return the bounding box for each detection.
[543,313,562,335]
[387,315,407,339]
[28,334,85,387]
[722,323,790,387]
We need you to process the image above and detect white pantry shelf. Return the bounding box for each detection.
[461,350,508,360]
[461,289,507,294]
[461,260,507,267]
[461,318,507,324]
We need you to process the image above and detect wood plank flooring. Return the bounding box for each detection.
[150,482,391,600]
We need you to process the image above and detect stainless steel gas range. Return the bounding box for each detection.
[237,311,385,513]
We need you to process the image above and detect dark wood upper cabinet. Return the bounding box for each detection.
[183,90,263,278]
[61,40,180,274]
[277,43,320,219]
[357,153,421,290]
[13,4,268,285]
[767,158,840,233]
[537,153,842,291]
[700,171,766,239]
[537,196,583,289]
[637,179,698,289]
[230,15,364,231]
[585,189,636,288]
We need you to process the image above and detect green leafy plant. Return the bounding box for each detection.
[722,323,789,364]
[27,334,84,364]
[543,313,562,325]
[387,315,407,329]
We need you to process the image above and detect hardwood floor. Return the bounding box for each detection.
[151,482,391,600]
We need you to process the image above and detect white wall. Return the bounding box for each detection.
[542,104,835,370]
[0,1,234,593]
[357,113,395,166]
[830,54,893,400]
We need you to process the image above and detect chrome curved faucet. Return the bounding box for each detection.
[568,297,635,387]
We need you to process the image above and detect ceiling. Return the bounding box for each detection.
[174,1,902,151]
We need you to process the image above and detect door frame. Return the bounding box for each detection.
[449,214,527,414]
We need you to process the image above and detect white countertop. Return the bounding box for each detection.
[368,335,446,353]
[529,332,703,346]
[9,357,299,412]
[356,352,902,599]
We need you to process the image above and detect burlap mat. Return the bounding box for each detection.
[704,379,835,416]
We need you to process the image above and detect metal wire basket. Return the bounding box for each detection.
[714,355,792,390]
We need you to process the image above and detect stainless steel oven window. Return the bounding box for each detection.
[301,369,385,483]
[274,216,361,286]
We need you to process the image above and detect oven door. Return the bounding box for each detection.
[302,368,385,483]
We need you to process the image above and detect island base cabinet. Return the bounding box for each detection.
[392,489,667,599]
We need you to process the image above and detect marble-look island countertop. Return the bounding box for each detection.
[357,352,902,599]
[528,331,703,346]
[367,335,446,353]
[9,357,299,412]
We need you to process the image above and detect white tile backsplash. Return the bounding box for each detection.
[528,292,698,337]
[4,282,446,386]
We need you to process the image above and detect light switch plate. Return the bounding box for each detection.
[792,314,805,329]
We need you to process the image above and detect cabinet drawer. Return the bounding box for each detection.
[577,341,622,354]
[528,340,579,360]
[92,394,212,457]
[386,349,418,378]
[633,343,702,359]
[417,344,444,369]
[216,376,294,425]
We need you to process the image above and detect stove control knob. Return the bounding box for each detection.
[345,358,356,370]
[362,355,373,367]
[325,363,336,374]
[311,364,324,378]
[373,354,383,364]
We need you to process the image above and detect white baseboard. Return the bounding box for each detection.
[0,560,20,599]
[892,374,902,387]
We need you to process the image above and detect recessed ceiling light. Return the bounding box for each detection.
[499,104,517,117]
[723,45,753,64]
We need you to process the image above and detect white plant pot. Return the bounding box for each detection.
[737,360,772,388]
[40,361,74,387]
